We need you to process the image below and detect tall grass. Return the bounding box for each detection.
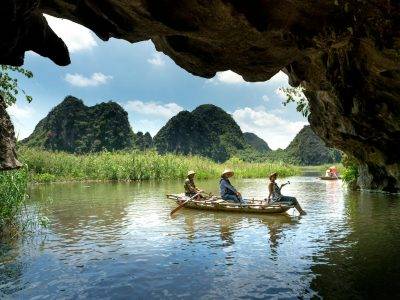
[19,147,300,183]
[0,167,28,238]
[341,155,359,189]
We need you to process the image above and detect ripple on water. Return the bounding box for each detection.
[1,178,400,299]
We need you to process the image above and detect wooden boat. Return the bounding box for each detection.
[319,176,341,180]
[167,194,294,214]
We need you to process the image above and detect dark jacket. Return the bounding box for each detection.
[220,177,237,197]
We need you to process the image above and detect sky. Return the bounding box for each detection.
[7,15,308,150]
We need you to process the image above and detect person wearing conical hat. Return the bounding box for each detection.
[184,170,202,197]
[267,172,306,215]
[220,169,242,203]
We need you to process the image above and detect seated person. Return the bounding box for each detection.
[184,170,202,197]
[330,166,339,177]
[325,169,333,177]
[220,169,243,203]
[267,172,306,215]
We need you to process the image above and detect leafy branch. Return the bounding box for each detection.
[280,85,310,117]
[0,65,33,107]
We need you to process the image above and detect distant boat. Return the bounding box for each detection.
[319,176,341,180]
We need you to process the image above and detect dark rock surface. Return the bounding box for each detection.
[0,1,399,191]
[0,96,21,169]
[23,96,135,153]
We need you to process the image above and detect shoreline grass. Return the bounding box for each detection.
[0,167,28,239]
[19,147,300,183]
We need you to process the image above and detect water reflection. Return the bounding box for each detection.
[0,178,399,299]
[310,190,400,298]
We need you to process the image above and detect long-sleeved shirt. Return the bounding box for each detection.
[220,178,237,197]
[184,178,197,195]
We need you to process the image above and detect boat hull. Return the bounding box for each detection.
[167,194,293,214]
[319,176,341,180]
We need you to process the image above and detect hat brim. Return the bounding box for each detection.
[269,172,278,179]
[222,171,234,176]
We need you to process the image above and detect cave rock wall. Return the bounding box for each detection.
[0,0,399,191]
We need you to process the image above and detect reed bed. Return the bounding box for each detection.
[0,167,28,238]
[19,147,300,183]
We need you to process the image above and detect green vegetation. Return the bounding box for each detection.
[19,147,300,183]
[22,99,342,166]
[154,105,340,165]
[341,154,359,189]
[154,104,254,162]
[265,125,342,165]
[243,132,271,153]
[0,168,28,238]
[280,85,309,117]
[0,65,33,106]
[136,131,153,150]
[22,96,136,153]
[0,65,32,238]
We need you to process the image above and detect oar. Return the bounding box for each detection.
[170,192,200,216]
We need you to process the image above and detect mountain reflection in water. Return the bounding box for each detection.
[1,177,399,299]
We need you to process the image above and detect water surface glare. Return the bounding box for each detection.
[1,176,400,299]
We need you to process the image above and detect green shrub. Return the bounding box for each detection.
[341,154,359,189]
[34,173,57,183]
[0,167,28,238]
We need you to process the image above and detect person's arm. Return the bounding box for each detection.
[222,179,238,194]
[280,183,287,189]
[190,183,198,193]
[268,182,273,201]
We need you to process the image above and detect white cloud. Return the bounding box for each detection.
[132,119,164,137]
[125,100,183,119]
[269,108,285,115]
[208,70,289,86]
[215,70,245,84]
[147,53,166,66]
[65,72,113,87]
[268,71,289,84]
[45,14,97,53]
[7,104,34,119]
[126,100,184,136]
[262,95,270,102]
[232,106,308,149]
[206,70,245,84]
[7,104,35,139]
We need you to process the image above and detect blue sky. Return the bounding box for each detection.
[7,15,308,150]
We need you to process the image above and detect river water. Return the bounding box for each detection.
[1,175,400,299]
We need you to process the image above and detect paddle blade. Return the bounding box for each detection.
[169,193,200,216]
[170,202,186,216]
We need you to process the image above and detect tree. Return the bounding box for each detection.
[280,85,309,117]
[0,65,33,107]
[136,131,153,150]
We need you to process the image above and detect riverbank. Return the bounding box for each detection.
[18,147,300,183]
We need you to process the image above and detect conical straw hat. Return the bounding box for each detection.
[222,169,234,176]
